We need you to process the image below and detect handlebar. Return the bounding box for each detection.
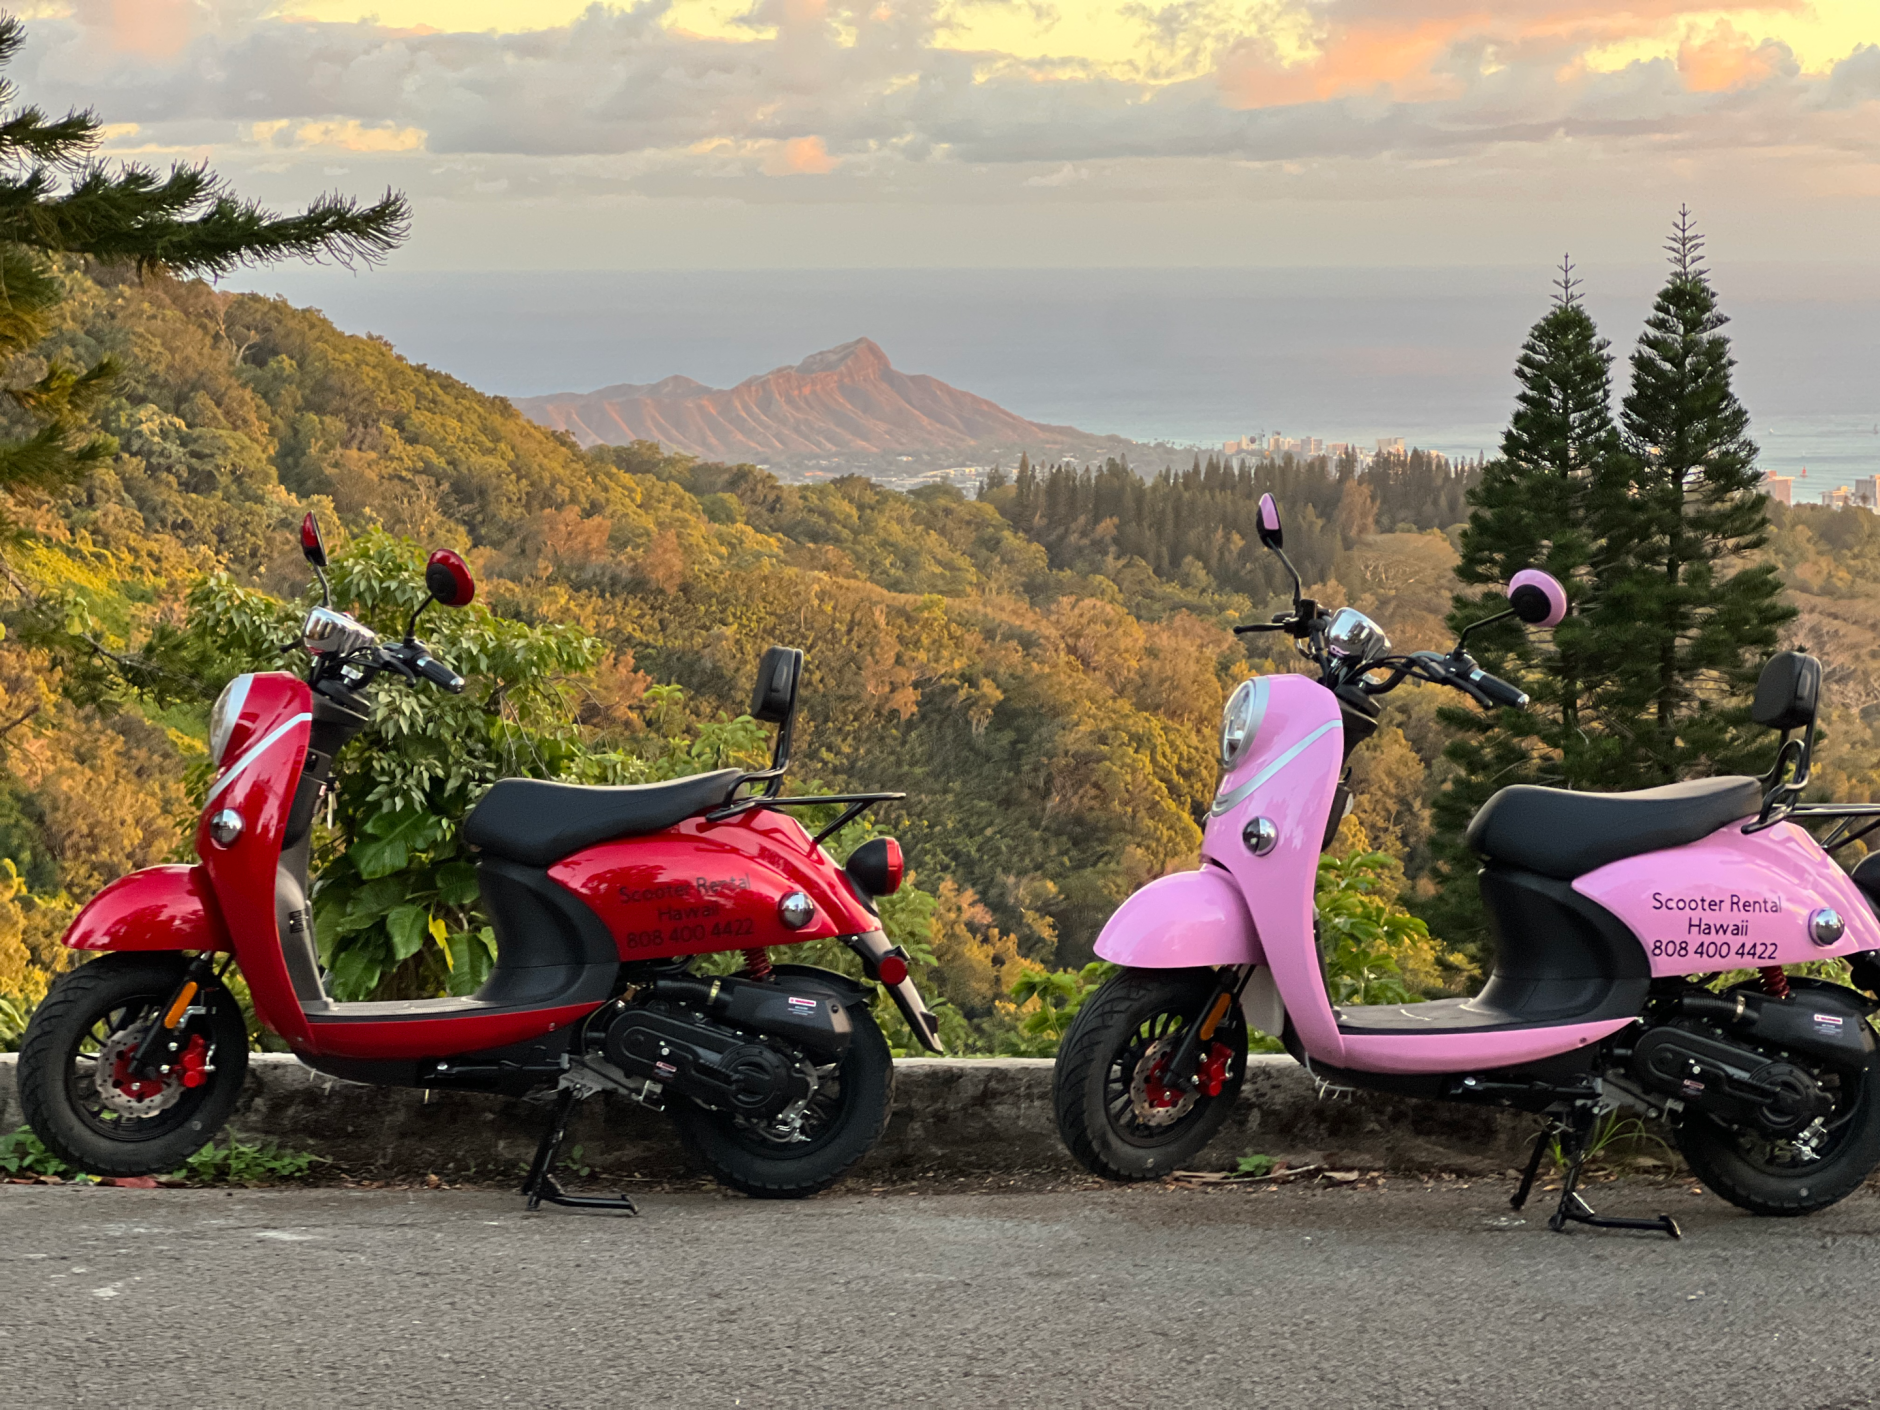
[312,638,466,694]
[1464,667,1528,710]
[412,653,466,694]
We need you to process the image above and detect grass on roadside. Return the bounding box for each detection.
[0,1126,322,1186]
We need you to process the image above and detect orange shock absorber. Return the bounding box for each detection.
[743,947,773,981]
[1760,965,1790,1000]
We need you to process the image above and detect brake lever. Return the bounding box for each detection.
[375,646,420,683]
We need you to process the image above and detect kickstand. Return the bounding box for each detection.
[1538,1105,1679,1240]
[1509,1121,1553,1212]
[520,1085,638,1216]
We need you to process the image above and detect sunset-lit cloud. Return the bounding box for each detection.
[7,0,1875,266]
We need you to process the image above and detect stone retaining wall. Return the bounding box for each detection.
[0,1052,1539,1177]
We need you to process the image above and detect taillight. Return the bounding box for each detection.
[845,837,903,898]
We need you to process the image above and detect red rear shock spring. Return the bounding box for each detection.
[1760,965,1790,1000]
[743,947,773,981]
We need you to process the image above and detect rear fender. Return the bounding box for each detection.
[64,864,231,953]
[1094,865,1262,968]
[841,932,946,1052]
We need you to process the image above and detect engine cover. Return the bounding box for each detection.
[1633,1024,1833,1134]
[601,1006,809,1120]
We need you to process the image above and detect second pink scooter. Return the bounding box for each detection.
[1054,492,1880,1236]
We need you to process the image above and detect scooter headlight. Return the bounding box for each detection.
[209,674,255,767]
[1219,678,1265,770]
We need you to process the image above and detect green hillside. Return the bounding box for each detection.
[5,257,1865,1055]
[0,262,1322,1048]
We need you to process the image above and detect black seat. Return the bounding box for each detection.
[461,770,743,867]
[1466,776,1764,881]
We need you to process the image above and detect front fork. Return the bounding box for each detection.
[127,953,223,1079]
[1163,964,1254,1095]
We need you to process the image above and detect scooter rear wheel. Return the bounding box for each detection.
[18,953,248,1178]
[670,1008,894,1199]
[1676,1046,1880,1217]
[1054,967,1246,1180]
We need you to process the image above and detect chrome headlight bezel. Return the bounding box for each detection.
[209,674,254,767]
[1325,607,1392,668]
[302,606,379,658]
[1219,678,1265,770]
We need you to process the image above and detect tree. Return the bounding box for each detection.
[1582,209,1792,786]
[1425,258,1622,950]
[0,15,406,502]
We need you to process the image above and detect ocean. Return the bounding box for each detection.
[233,265,1880,497]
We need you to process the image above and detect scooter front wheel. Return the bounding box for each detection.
[669,1008,894,1199]
[18,953,249,1177]
[1054,967,1246,1180]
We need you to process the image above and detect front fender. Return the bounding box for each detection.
[64,864,231,953]
[1094,865,1262,968]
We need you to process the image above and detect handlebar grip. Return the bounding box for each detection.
[1465,667,1529,710]
[414,654,465,694]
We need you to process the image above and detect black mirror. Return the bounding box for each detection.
[1256,493,1283,551]
[300,513,328,570]
[1751,650,1820,732]
[751,646,802,725]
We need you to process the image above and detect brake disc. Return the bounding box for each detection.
[1129,1037,1199,1128]
[91,1025,186,1119]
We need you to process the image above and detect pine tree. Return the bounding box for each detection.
[1582,208,1792,786]
[0,17,407,500]
[1423,257,1622,952]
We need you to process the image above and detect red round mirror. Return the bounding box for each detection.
[425,549,475,608]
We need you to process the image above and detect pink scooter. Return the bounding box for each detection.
[1054,493,1880,1236]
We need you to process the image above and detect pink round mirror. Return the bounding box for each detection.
[1508,569,1567,628]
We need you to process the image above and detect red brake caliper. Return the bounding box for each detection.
[1196,1041,1235,1098]
[112,1033,209,1098]
[1144,1041,1236,1107]
[176,1034,210,1089]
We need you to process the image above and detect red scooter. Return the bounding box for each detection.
[17,517,941,1208]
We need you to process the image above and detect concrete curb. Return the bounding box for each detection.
[0,1052,1539,1177]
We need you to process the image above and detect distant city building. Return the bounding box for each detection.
[1823,485,1853,510]
[1376,437,1405,455]
[1762,471,1793,506]
[1855,475,1880,510]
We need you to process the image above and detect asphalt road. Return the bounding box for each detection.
[5,1177,1880,1409]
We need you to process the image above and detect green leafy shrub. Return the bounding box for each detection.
[1317,849,1466,1006]
[175,1135,320,1185]
[0,994,24,1050]
[0,1125,76,1178]
[1002,960,1118,1056]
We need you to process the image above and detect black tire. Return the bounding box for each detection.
[18,953,248,1178]
[1054,967,1247,1181]
[1676,1045,1880,1217]
[669,1009,893,1199]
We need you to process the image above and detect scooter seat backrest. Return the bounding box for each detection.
[1751,650,1820,732]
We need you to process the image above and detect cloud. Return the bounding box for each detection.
[8,0,1876,213]
[763,135,840,173]
[1677,21,1795,93]
[255,118,428,151]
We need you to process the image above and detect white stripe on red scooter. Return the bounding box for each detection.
[206,712,313,805]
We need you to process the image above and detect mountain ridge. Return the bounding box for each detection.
[516,338,1129,467]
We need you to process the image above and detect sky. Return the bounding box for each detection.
[10,0,1879,269]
